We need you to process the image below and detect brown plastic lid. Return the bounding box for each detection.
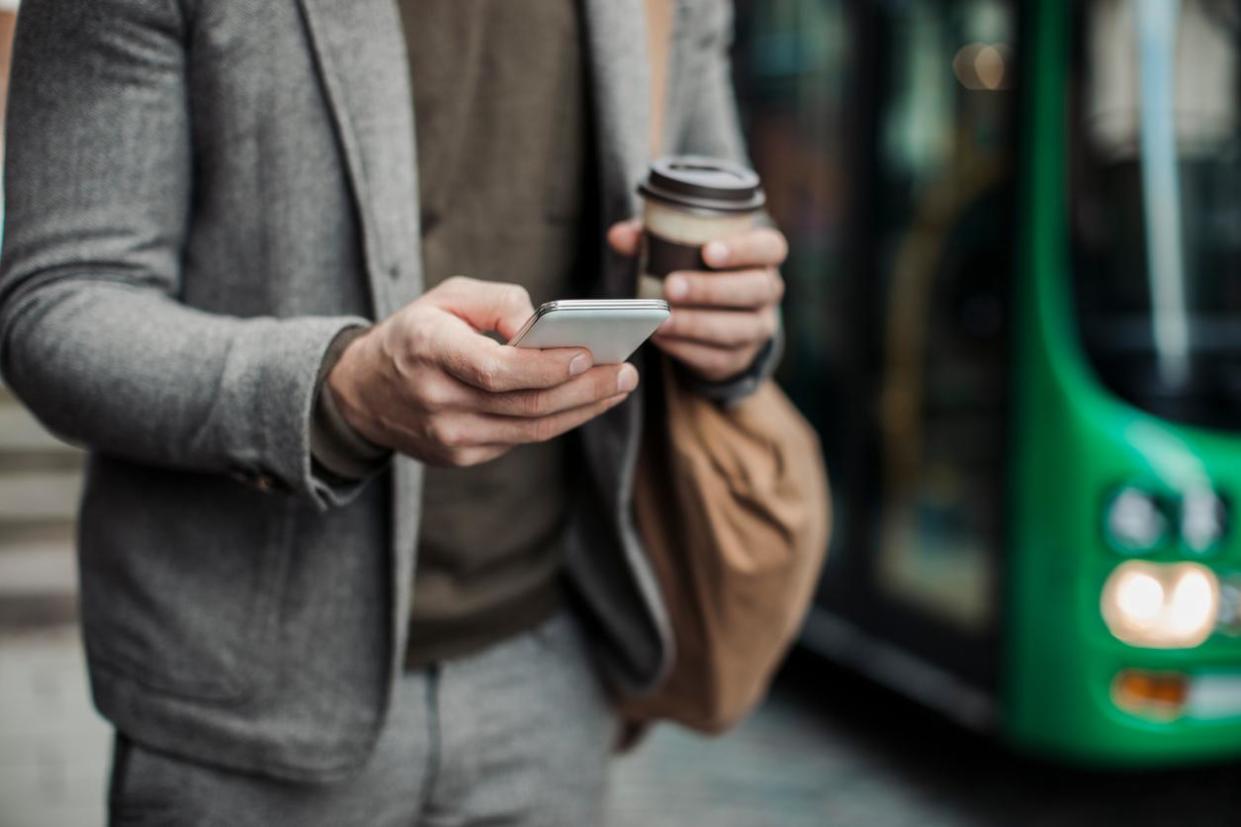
[638,156,765,213]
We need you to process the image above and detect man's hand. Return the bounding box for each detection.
[326,276,638,467]
[607,219,786,382]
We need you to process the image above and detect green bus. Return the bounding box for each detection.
[732,0,1241,766]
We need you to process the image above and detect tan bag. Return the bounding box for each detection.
[619,359,831,733]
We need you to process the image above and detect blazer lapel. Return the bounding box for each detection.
[295,0,422,318]
[296,0,652,305]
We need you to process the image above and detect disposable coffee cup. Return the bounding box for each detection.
[636,156,765,300]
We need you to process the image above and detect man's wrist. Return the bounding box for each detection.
[312,326,390,481]
[678,334,780,406]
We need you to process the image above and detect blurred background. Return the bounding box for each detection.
[4,0,1241,825]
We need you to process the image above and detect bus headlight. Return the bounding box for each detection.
[1104,487,1168,554]
[1101,561,1219,648]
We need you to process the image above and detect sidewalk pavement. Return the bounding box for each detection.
[0,625,852,827]
[0,627,111,827]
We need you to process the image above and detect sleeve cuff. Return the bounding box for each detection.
[310,325,392,484]
[678,320,784,407]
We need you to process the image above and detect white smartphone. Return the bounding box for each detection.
[507,299,670,364]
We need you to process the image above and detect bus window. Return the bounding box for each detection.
[870,0,1017,634]
[1072,1,1241,429]
[733,0,1016,684]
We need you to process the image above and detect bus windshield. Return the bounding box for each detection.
[1072,1,1241,429]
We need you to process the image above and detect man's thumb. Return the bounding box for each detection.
[432,276,535,340]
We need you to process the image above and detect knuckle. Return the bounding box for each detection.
[427,418,463,449]
[768,230,790,263]
[408,321,434,353]
[761,309,779,337]
[472,357,502,391]
[770,270,786,301]
[425,418,448,447]
[395,323,430,365]
[745,273,771,305]
[735,279,762,307]
[415,378,447,412]
[444,427,469,449]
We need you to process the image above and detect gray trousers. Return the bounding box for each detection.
[107,611,619,826]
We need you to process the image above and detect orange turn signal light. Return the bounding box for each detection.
[1112,669,1189,720]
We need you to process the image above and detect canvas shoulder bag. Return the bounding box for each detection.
[619,358,831,732]
[619,0,831,733]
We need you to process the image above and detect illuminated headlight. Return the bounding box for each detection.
[1101,561,1220,648]
[1104,487,1168,554]
[1181,488,1229,555]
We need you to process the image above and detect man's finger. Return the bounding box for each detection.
[607,219,643,257]
[652,335,758,382]
[429,275,538,340]
[663,268,784,308]
[471,363,638,417]
[702,227,789,269]
[458,392,632,446]
[657,307,777,347]
[439,328,592,392]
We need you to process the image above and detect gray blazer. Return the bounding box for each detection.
[0,0,762,781]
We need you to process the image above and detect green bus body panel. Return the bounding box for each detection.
[1007,0,1241,765]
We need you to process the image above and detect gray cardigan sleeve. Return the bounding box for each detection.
[0,0,369,508]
